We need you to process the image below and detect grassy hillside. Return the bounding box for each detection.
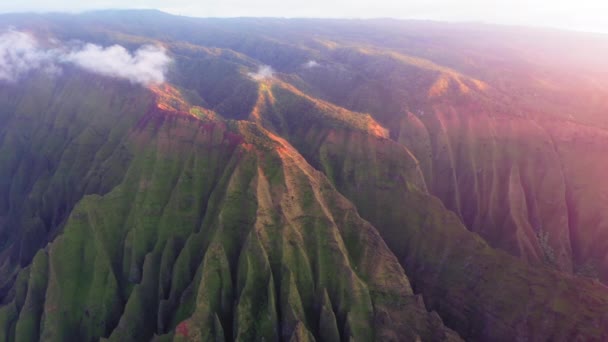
[0,75,460,341]
[0,69,153,300]
[245,80,608,340]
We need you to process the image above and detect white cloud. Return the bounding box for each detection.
[64,44,171,85]
[0,30,172,85]
[42,63,63,77]
[0,30,58,81]
[248,65,274,81]
[304,60,319,68]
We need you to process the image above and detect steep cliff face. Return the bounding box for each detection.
[1,11,608,342]
[399,105,574,271]
[296,128,608,340]
[246,81,608,341]
[286,37,608,282]
[390,100,608,283]
[0,71,153,299]
[0,78,459,341]
[542,120,608,282]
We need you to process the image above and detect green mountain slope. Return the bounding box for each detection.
[0,78,459,341]
[0,70,153,298]
[246,78,608,341]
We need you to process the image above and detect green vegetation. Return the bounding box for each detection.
[0,72,459,341]
[1,10,608,342]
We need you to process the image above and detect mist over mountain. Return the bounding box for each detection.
[0,10,608,341]
[0,29,170,84]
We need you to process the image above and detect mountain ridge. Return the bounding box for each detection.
[1,11,608,341]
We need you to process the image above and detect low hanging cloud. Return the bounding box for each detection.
[0,29,171,85]
[0,30,59,81]
[303,60,320,68]
[248,65,274,81]
[64,44,171,85]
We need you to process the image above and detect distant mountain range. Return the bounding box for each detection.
[0,10,608,341]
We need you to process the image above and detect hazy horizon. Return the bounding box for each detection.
[0,0,607,34]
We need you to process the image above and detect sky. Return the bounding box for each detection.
[0,0,607,34]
